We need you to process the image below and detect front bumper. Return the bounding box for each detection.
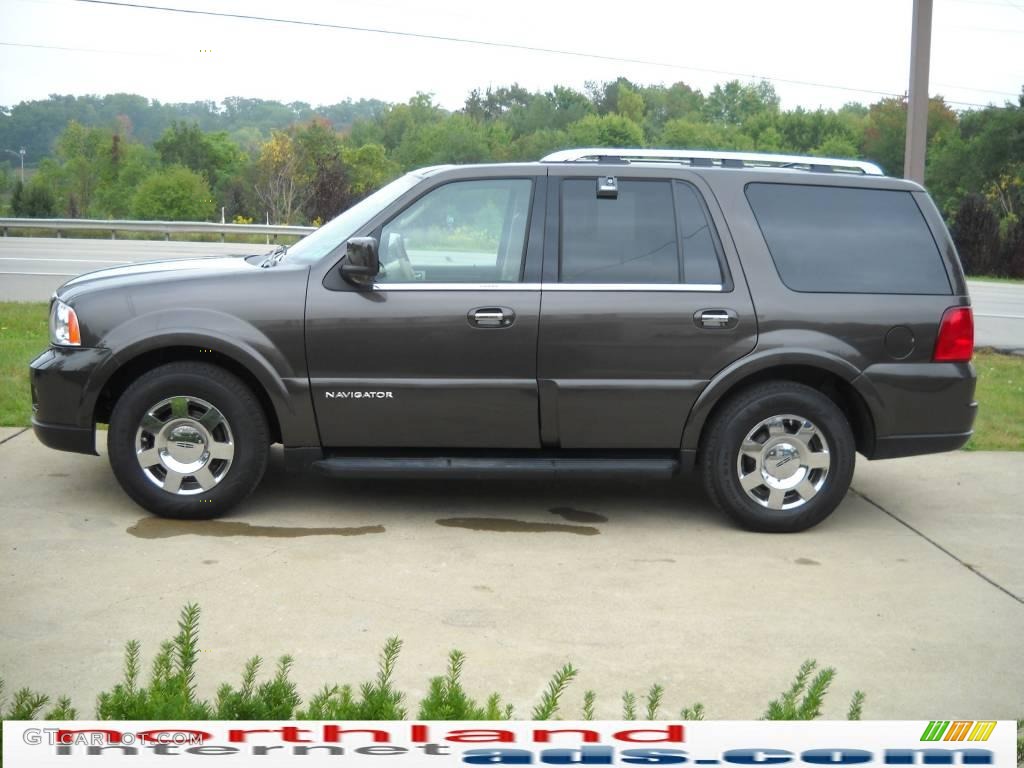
[29,346,111,456]
[32,418,96,454]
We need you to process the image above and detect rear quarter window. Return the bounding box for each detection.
[744,183,951,294]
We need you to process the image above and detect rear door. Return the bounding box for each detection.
[537,168,757,448]
[305,171,545,448]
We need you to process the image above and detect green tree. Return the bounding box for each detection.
[566,114,644,147]
[131,165,215,221]
[154,121,243,188]
[343,143,399,198]
[861,96,957,177]
[703,80,779,125]
[11,178,57,217]
[660,118,754,150]
[615,83,645,124]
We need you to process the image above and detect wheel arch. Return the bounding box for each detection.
[92,342,285,445]
[683,350,878,459]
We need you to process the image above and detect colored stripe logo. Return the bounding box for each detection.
[920,720,996,742]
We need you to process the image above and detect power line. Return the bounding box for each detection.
[6,1,1013,110]
[71,0,977,105]
[0,40,155,56]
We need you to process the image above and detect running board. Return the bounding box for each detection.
[312,456,680,480]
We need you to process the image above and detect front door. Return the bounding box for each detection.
[538,171,758,449]
[306,175,544,448]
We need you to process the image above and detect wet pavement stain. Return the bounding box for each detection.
[128,518,385,540]
[436,517,600,536]
[549,506,608,523]
[794,557,821,566]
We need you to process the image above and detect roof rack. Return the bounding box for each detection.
[540,148,884,176]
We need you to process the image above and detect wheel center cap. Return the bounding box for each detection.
[764,442,801,480]
[164,423,207,464]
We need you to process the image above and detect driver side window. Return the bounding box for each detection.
[377,179,532,283]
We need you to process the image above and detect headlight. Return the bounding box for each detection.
[50,299,81,346]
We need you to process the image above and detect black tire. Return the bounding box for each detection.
[700,381,855,533]
[107,362,270,519]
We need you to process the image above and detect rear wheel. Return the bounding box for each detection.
[107,362,269,519]
[700,381,855,532]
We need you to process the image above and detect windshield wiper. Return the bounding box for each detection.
[260,244,288,268]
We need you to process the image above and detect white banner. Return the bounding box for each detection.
[3,719,1016,766]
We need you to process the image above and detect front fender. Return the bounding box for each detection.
[86,309,317,447]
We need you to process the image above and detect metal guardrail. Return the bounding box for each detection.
[0,218,316,241]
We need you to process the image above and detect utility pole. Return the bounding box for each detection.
[3,148,25,183]
[904,0,933,184]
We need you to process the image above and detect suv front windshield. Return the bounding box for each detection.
[283,173,422,265]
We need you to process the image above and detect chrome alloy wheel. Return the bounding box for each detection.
[134,396,234,495]
[735,414,830,510]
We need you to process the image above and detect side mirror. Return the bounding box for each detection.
[339,237,379,286]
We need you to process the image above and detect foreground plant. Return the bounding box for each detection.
[1,603,866,725]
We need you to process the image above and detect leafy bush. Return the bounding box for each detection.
[131,165,215,221]
[1,603,866,727]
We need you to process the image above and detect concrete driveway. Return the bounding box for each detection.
[0,427,1021,720]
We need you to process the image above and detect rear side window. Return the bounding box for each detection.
[560,179,724,285]
[745,183,951,294]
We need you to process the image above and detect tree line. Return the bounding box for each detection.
[1,79,1021,276]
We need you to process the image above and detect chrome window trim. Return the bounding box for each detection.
[544,283,723,292]
[370,282,723,292]
[371,283,541,291]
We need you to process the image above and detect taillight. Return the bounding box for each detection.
[933,307,973,362]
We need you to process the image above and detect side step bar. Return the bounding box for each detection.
[312,456,680,480]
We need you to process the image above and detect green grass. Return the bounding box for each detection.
[1,302,1022,450]
[966,274,1024,284]
[968,350,1024,451]
[0,302,48,427]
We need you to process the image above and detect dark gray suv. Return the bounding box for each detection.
[29,148,977,532]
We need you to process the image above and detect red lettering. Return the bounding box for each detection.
[446,729,516,743]
[613,725,685,743]
[534,729,600,743]
[322,726,390,743]
[228,729,275,743]
[410,725,430,742]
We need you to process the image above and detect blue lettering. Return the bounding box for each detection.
[540,746,614,764]
[802,749,873,765]
[463,748,533,764]
[723,749,792,765]
[622,748,689,764]
[885,749,994,765]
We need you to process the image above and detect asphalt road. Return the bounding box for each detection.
[0,427,1021,719]
[1,237,1021,350]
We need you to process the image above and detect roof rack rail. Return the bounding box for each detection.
[540,148,884,176]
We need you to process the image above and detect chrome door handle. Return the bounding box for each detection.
[695,309,738,329]
[469,307,515,328]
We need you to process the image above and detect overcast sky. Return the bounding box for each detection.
[0,0,1021,112]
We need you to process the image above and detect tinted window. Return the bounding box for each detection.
[745,183,950,294]
[378,179,531,283]
[674,181,724,285]
[561,179,679,283]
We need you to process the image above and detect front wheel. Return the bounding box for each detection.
[107,362,270,519]
[700,381,855,533]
